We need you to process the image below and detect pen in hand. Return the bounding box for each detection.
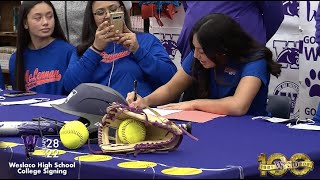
[133,80,138,101]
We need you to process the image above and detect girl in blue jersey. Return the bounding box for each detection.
[62,1,177,98]
[127,13,282,116]
[9,1,75,95]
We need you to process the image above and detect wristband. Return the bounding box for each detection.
[92,45,103,53]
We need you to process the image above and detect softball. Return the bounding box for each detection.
[118,119,146,144]
[59,120,89,149]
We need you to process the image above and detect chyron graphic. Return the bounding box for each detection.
[273,81,299,118]
[305,69,320,97]
[283,1,299,17]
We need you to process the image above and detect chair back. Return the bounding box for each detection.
[266,95,291,119]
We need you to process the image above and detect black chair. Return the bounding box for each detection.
[266,95,291,119]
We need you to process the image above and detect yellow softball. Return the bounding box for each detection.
[59,120,89,149]
[118,119,146,144]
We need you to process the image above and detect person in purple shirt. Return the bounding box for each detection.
[178,1,284,61]
[315,2,320,50]
[314,2,320,122]
[127,13,282,116]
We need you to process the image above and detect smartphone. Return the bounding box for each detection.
[110,11,124,33]
[3,91,37,97]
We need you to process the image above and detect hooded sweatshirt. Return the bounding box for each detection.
[63,32,177,98]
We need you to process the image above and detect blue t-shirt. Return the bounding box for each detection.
[9,39,76,95]
[0,65,4,89]
[182,51,270,116]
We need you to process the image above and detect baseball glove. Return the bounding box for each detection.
[97,102,197,155]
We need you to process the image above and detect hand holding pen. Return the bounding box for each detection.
[126,80,147,108]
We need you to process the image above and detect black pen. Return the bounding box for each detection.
[133,80,138,101]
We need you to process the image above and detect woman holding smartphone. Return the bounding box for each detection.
[63,1,177,98]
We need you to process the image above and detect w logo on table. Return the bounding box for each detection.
[21,135,38,159]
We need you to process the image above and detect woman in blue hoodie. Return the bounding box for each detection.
[63,1,177,98]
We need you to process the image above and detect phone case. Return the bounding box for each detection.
[110,11,124,33]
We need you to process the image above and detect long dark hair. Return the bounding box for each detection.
[14,1,67,91]
[77,1,133,56]
[189,13,281,99]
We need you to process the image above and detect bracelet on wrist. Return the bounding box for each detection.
[91,45,103,53]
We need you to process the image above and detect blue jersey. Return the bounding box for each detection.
[9,39,76,95]
[182,52,270,116]
[63,32,177,98]
[0,64,4,89]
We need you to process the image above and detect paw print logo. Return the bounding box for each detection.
[305,69,320,97]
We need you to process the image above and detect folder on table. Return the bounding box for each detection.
[143,108,225,123]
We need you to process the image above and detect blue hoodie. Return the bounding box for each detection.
[0,65,4,89]
[63,32,177,98]
[9,39,76,95]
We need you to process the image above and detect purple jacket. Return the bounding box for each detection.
[178,1,284,60]
[315,2,320,50]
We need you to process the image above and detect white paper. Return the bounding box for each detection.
[30,98,66,107]
[287,124,320,131]
[143,108,182,116]
[0,98,50,106]
[252,116,292,123]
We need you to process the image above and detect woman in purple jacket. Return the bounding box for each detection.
[178,1,284,61]
[315,2,320,50]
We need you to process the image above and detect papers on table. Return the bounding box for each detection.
[30,98,66,107]
[143,108,225,123]
[0,98,50,106]
[253,116,320,131]
[143,108,182,116]
[287,123,320,131]
[252,116,295,123]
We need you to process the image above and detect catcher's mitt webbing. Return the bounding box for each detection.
[144,106,197,141]
[96,103,198,155]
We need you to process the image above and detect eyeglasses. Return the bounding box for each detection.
[93,5,123,16]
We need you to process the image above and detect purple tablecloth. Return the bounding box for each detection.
[1,90,320,179]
